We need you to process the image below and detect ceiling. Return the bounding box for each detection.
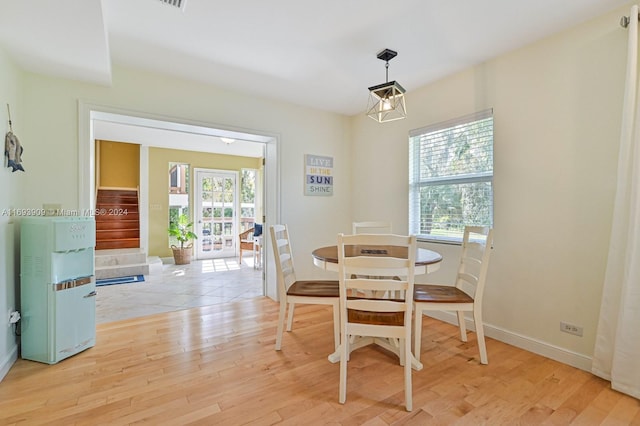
[0,0,631,117]
[91,112,267,157]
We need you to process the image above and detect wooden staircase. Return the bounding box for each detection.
[95,188,140,250]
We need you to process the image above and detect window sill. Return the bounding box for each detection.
[416,236,462,246]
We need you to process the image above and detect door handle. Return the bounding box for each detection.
[84,291,97,298]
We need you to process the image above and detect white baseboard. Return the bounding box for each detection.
[0,345,18,383]
[424,311,593,371]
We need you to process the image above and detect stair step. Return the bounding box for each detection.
[94,212,139,221]
[96,229,140,239]
[97,189,137,196]
[95,263,150,280]
[94,205,139,213]
[95,248,147,266]
[97,192,137,198]
[97,195,138,201]
[96,239,140,250]
[96,220,139,230]
[95,205,137,214]
[94,249,161,280]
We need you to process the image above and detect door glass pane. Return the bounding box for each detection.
[168,163,189,247]
[213,177,223,192]
[240,169,257,232]
[202,222,212,252]
[201,177,213,201]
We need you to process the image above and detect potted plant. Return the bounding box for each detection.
[168,214,198,265]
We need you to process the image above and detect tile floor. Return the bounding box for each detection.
[96,257,264,324]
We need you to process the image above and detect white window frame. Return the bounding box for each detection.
[409,109,494,244]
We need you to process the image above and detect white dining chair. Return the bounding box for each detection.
[270,224,340,351]
[413,226,494,364]
[352,221,392,234]
[337,232,417,411]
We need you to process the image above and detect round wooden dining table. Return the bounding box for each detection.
[312,244,443,275]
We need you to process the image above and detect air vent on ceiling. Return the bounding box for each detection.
[157,0,187,12]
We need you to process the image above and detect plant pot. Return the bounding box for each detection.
[171,244,192,265]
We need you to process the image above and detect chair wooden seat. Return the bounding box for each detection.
[414,284,474,303]
[347,309,405,326]
[288,280,339,297]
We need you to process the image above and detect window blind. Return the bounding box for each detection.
[409,109,494,242]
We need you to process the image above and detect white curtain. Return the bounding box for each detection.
[592,4,640,400]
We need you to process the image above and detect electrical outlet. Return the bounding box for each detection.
[560,321,583,337]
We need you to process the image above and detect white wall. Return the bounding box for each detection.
[0,63,352,378]
[351,5,628,367]
[0,47,23,380]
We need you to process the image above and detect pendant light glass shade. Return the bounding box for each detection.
[366,80,407,123]
[366,48,407,123]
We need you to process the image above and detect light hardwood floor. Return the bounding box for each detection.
[1,299,639,425]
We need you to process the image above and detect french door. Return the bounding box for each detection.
[194,169,238,259]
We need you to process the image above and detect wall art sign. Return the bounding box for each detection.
[305,154,333,196]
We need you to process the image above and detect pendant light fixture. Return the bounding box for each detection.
[366,48,407,123]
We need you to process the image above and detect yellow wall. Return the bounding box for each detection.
[97,140,140,188]
[148,147,262,258]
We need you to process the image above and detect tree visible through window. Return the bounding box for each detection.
[240,169,257,232]
[409,109,493,242]
[169,163,190,247]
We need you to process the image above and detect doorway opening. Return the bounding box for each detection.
[78,103,280,323]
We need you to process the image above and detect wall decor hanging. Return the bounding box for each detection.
[305,154,333,196]
[4,104,25,172]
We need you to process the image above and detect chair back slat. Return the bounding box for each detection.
[458,272,479,285]
[352,221,393,235]
[348,299,407,313]
[270,224,298,295]
[455,226,494,302]
[275,238,288,250]
[346,278,407,292]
